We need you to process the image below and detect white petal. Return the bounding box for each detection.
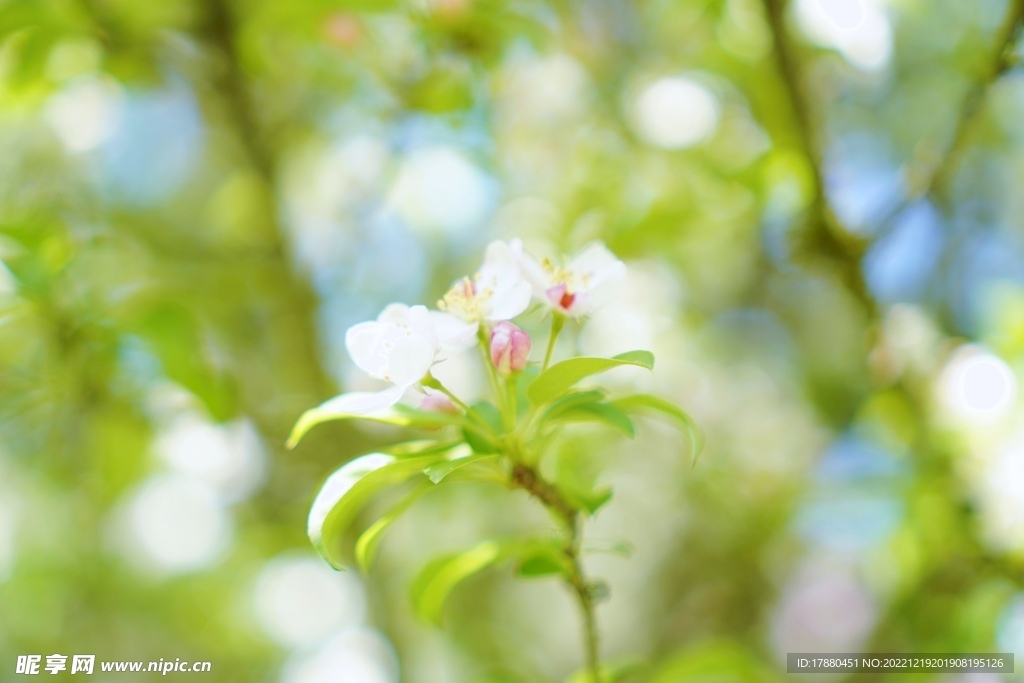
[569,242,627,308]
[484,279,532,321]
[345,321,387,377]
[387,334,436,387]
[510,238,552,301]
[315,386,405,416]
[378,303,438,352]
[584,260,627,308]
[405,304,438,350]
[308,453,395,543]
[568,242,624,287]
[376,303,411,325]
[431,311,479,348]
[478,241,520,282]
[476,241,532,320]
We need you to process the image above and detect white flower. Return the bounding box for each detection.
[437,241,532,332]
[512,239,627,317]
[325,304,441,415]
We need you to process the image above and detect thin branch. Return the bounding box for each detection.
[511,463,602,681]
[204,0,281,226]
[760,0,1024,313]
[882,0,1024,224]
[202,0,336,403]
[760,0,873,308]
[73,0,337,415]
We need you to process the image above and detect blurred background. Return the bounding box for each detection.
[3,0,1024,680]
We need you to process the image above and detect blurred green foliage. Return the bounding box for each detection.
[3,0,1024,681]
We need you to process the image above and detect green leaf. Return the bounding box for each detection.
[381,440,461,457]
[287,400,469,449]
[354,481,432,573]
[541,390,608,421]
[562,402,636,438]
[423,451,497,484]
[552,441,613,516]
[563,486,613,516]
[536,391,635,438]
[610,394,704,464]
[527,351,655,405]
[515,540,570,578]
[583,540,634,557]
[411,540,504,624]
[515,365,542,411]
[469,401,504,432]
[462,400,505,453]
[463,428,499,454]
[308,453,444,569]
[517,554,566,577]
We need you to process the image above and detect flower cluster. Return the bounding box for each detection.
[288,238,701,683]
[332,239,627,415]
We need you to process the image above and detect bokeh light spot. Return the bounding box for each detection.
[156,414,267,503]
[126,475,232,574]
[281,629,398,683]
[253,554,367,649]
[940,346,1017,422]
[388,146,494,236]
[633,77,720,150]
[43,76,124,153]
[795,0,892,70]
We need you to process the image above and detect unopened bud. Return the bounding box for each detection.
[490,322,531,376]
[420,387,457,413]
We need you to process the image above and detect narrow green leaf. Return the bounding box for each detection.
[563,486,613,516]
[411,540,503,624]
[610,394,704,464]
[354,482,432,573]
[308,453,444,569]
[552,442,611,516]
[562,402,636,438]
[463,427,500,454]
[381,440,461,457]
[469,401,504,432]
[461,401,505,453]
[583,539,634,557]
[515,540,570,578]
[527,351,655,405]
[517,554,567,577]
[287,400,469,449]
[541,390,608,421]
[424,451,497,484]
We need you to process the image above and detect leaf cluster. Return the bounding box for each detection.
[290,348,703,624]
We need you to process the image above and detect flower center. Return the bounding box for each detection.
[541,257,571,284]
[438,276,492,321]
[559,290,575,309]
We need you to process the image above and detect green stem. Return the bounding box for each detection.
[424,374,493,434]
[478,326,509,420]
[543,314,565,371]
[511,464,601,682]
[430,380,472,414]
[568,523,601,683]
[505,376,518,429]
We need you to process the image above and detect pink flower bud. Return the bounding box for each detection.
[490,322,531,376]
[420,387,458,413]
